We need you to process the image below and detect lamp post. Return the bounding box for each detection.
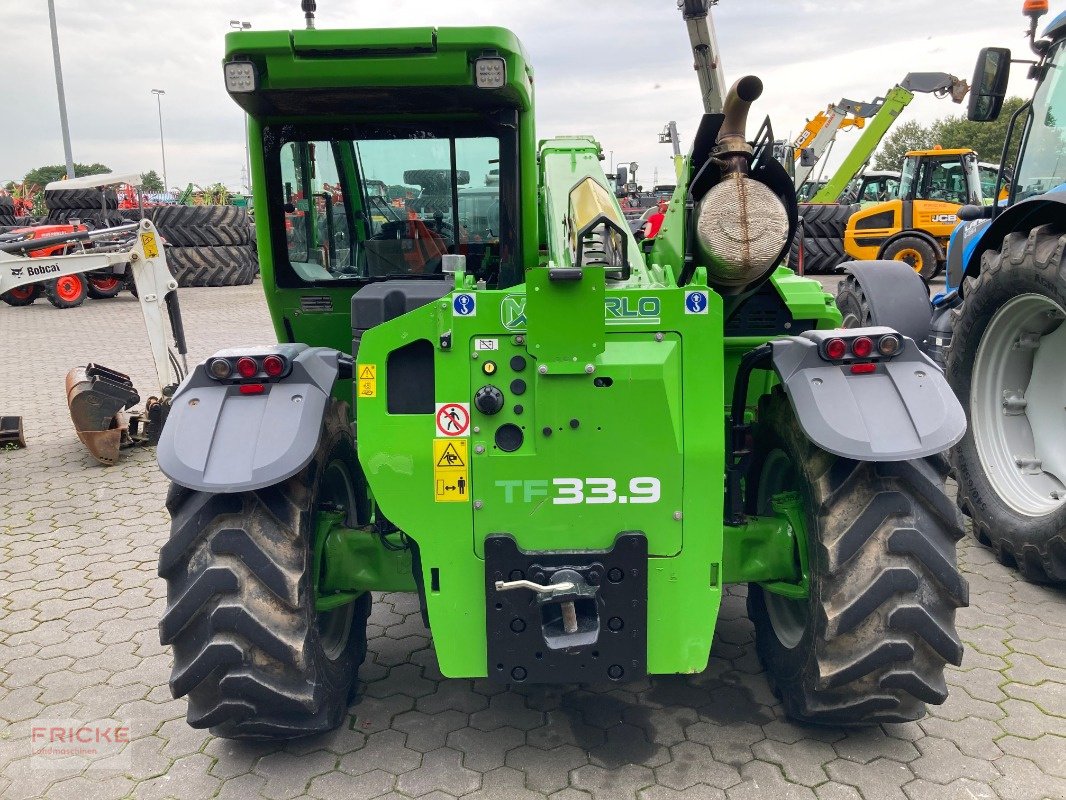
[230,21,252,192]
[47,0,75,179]
[151,89,168,194]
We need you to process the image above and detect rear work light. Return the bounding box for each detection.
[224,61,258,93]
[236,357,259,378]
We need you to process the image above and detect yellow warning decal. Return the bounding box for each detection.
[433,438,469,503]
[357,364,376,398]
[140,232,159,259]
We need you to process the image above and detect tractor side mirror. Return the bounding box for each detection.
[968,47,1011,122]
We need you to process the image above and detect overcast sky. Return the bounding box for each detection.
[1,1,1041,190]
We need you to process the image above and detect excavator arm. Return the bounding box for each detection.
[0,218,188,463]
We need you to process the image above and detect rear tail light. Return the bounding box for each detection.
[824,338,847,360]
[208,358,232,379]
[236,357,259,378]
[263,355,286,377]
[851,336,873,358]
[850,363,877,374]
[878,334,903,356]
[239,383,265,394]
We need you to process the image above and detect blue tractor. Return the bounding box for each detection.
[838,1,1066,583]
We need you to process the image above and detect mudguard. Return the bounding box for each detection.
[157,344,348,493]
[770,329,966,461]
[842,260,931,345]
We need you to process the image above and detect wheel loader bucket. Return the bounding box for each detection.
[65,364,140,465]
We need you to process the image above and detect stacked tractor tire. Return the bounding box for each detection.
[44,186,125,229]
[0,194,17,227]
[787,203,858,274]
[146,205,257,288]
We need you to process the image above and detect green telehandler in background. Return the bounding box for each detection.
[156,1,968,738]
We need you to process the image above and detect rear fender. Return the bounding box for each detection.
[157,344,351,492]
[769,329,965,461]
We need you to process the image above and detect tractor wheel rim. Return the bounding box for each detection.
[91,276,121,291]
[315,458,358,660]
[8,286,35,301]
[894,248,923,273]
[972,293,1066,517]
[55,276,82,301]
[757,448,808,649]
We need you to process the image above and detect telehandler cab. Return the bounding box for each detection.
[157,1,968,738]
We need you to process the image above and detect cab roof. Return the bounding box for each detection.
[905,148,976,158]
[1043,10,1066,41]
[223,26,534,118]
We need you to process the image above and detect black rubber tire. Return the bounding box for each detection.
[790,236,849,274]
[166,245,257,287]
[0,195,14,215]
[159,400,372,739]
[798,203,858,239]
[153,205,251,247]
[86,273,126,299]
[747,389,967,725]
[45,209,125,230]
[835,274,873,327]
[44,187,119,210]
[882,236,940,281]
[44,274,88,308]
[13,216,39,227]
[1,284,42,306]
[946,224,1066,583]
[0,215,16,227]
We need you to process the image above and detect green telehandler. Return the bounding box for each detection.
[156,1,969,738]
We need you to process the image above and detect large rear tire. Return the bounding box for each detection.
[159,400,372,739]
[945,224,1066,583]
[747,390,967,724]
[152,205,251,247]
[167,245,257,287]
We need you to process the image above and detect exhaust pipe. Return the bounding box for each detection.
[65,364,140,465]
[716,75,764,175]
[694,73,789,293]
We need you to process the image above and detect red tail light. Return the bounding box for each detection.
[263,355,286,377]
[239,383,265,394]
[850,363,877,374]
[236,357,259,378]
[824,338,847,360]
[851,336,874,358]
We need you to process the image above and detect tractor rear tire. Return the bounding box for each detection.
[86,274,125,299]
[152,205,251,247]
[790,236,848,275]
[747,389,967,724]
[159,399,372,739]
[0,195,14,215]
[882,236,940,281]
[45,274,87,308]
[797,203,857,239]
[167,245,257,287]
[945,224,1066,583]
[1,284,42,306]
[44,187,119,211]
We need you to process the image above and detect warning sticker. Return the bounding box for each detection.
[140,232,159,259]
[358,364,377,398]
[435,403,470,437]
[433,438,469,502]
[474,338,498,351]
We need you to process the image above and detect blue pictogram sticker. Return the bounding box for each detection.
[684,291,708,315]
[453,293,476,316]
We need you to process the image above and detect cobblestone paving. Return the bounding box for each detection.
[1,284,1064,800]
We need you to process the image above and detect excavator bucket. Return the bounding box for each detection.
[65,363,140,465]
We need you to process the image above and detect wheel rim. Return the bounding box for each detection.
[893,247,924,273]
[7,286,35,301]
[55,275,83,302]
[315,458,358,660]
[90,276,121,291]
[757,449,808,649]
[971,293,1066,517]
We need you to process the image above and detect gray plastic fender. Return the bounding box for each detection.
[770,329,966,461]
[842,260,932,345]
[157,344,347,493]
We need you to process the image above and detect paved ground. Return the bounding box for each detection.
[1,282,1064,800]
